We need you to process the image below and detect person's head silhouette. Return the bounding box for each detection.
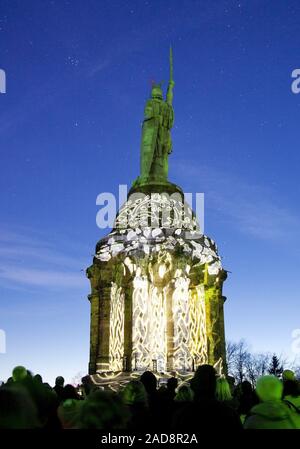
[140,371,157,395]
[55,376,65,387]
[190,364,216,400]
[12,366,27,383]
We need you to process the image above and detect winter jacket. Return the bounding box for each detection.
[284,395,300,409]
[244,399,300,429]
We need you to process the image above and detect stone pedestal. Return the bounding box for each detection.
[87,190,227,379]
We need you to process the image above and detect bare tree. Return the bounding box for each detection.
[226,340,296,385]
[226,339,251,383]
[295,366,300,380]
[255,353,271,377]
[71,371,86,387]
[291,357,300,379]
[226,340,238,376]
[235,340,251,383]
[226,340,274,385]
[244,354,257,387]
[245,352,271,387]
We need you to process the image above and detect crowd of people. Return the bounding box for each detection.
[0,364,299,430]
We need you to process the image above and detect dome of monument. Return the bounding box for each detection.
[94,193,222,276]
[115,192,199,231]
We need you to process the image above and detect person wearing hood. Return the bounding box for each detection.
[244,375,300,429]
[283,379,300,410]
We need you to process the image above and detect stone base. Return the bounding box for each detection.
[129,177,183,198]
[87,191,227,379]
[89,370,195,391]
[89,356,224,391]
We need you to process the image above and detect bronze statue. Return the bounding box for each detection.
[138,47,175,183]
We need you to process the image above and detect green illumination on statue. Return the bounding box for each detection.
[135,47,175,186]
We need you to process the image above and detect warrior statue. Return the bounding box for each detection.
[139,47,175,183]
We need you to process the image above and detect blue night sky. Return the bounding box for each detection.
[1,0,300,384]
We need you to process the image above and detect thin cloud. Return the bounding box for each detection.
[0,245,86,270]
[174,161,300,241]
[0,266,85,288]
[87,60,111,77]
[0,226,89,290]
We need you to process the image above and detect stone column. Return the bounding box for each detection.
[88,293,100,375]
[218,270,228,373]
[188,285,199,371]
[219,295,227,373]
[188,265,205,371]
[123,283,133,371]
[96,286,112,372]
[166,281,175,371]
[204,284,222,366]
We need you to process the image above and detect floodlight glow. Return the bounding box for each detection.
[109,283,125,371]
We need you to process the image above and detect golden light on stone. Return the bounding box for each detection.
[109,283,125,372]
[87,194,227,382]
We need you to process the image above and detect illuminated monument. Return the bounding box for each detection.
[87,49,227,383]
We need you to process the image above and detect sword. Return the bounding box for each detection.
[169,46,174,84]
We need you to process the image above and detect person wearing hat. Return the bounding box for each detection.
[282,369,296,382]
[244,375,300,429]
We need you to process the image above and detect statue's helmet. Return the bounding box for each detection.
[151,83,163,100]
